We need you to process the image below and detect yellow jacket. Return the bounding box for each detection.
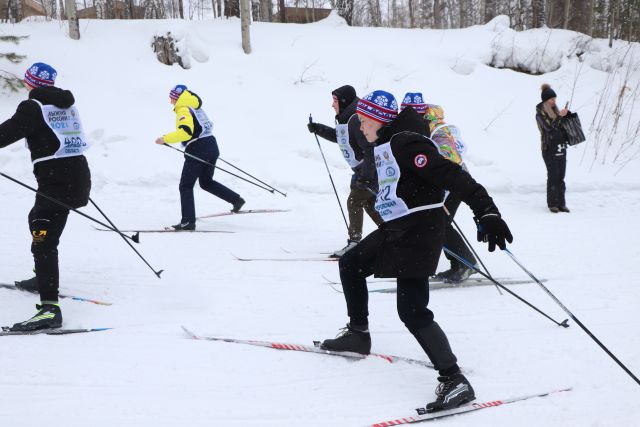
[162,90,202,144]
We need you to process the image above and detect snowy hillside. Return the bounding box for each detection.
[1,15,639,426]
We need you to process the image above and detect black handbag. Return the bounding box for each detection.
[562,112,586,146]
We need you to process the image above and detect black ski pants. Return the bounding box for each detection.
[443,195,476,269]
[179,137,241,223]
[542,149,567,209]
[339,228,459,374]
[29,206,69,302]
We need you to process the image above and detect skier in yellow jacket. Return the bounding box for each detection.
[155,85,244,230]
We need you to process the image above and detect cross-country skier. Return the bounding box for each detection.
[155,85,245,230]
[0,62,91,330]
[401,94,478,283]
[307,85,383,257]
[320,90,513,412]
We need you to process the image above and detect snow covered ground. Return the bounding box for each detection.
[1,15,639,426]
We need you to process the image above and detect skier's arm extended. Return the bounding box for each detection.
[162,105,195,144]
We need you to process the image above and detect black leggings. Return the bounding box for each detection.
[338,229,459,373]
[29,207,69,302]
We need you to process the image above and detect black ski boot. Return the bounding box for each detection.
[10,303,62,332]
[170,221,196,231]
[231,197,246,213]
[426,373,475,413]
[329,240,359,259]
[434,265,476,284]
[14,276,39,293]
[321,323,371,355]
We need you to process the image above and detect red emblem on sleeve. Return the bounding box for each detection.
[414,154,428,168]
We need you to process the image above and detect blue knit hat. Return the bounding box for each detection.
[400,92,427,115]
[170,84,187,101]
[356,90,398,124]
[24,62,57,89]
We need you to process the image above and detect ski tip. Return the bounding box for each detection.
[181,325,198,339]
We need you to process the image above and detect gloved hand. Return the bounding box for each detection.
[475,213,513,252]
[307,122,319,134]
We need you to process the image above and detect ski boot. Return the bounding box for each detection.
[434,264,476,284]
[10,302,62,332]
[170,221,196,231]
[321,323,371,355]
[231,198,246,213]
[14,276,39,294]
[329,240,359,259]
[426,373,475,413]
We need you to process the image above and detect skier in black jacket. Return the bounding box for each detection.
[308,85,383,257]
[0,63,91,331]
[320,90,512,412]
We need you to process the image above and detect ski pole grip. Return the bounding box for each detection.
[309,114,312,124]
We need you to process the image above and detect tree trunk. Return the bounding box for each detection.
[608,0,617,46]
[433,0,443,28]
[568,0,590,33]
[532,0,545,27]
[178,0,184,18]
[408,0,415,27]
[66,0,80,39]
[240,0,251,53]
[484,0,496,23]
[259,0,272,21]
[278,0,284,21]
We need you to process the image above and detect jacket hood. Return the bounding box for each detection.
[377,107,430,144]
[175,89,202,110]
[336,96,359,124]
[29,86,75,109]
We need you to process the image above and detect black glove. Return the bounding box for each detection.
[307,122,319,133]
[475,213,513,252]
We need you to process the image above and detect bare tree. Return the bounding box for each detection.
[241,0,251,53]
[66,0,80,39]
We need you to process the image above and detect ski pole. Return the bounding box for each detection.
[89,198,163,279]
[309,114,349,232]
[162,144,275,194]
[443,246,570,328]
[504,248,640,387]
[0,171,138,244]
[444,206,502,295]
[218,157,287,197]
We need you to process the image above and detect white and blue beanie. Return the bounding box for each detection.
[24,62,57,89]
[170,84,187,101]
[356,90,398,124]
[400,92,427,115]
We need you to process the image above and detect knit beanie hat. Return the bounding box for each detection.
[170,84,188,101]
[400,92,428,115]
[541,84,557,103]
[425,104,445,125]
[332,85,357,112]
[24,62,57,89]
[356,90,399,124]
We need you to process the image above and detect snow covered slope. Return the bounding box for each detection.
[0,15,639,426]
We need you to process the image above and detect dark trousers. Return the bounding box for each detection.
[29,207,69,302]
[443,195,476,269]
[347,185,383,242]
[180,137,241,223]
[339,228,459,373]
[542,150,567,208]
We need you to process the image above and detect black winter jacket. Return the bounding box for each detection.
[536,102,568,156]
[372,108,498,277]
[0,87,91,210]
[313,98,377,188]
